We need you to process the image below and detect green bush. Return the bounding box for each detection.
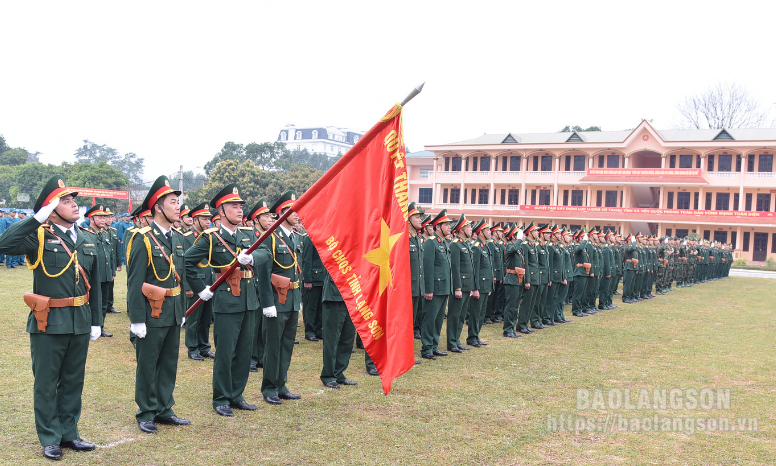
[733,258,748,267]
[766,256,776,269]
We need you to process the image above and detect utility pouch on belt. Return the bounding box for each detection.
[142,283,167,318]
[515,267,525,283]
[576,263,592,274]
[220,268,242,297]
[24,293,51,332]
[697,256,702,262]
[271,273,291,304]
[681,257,687,264]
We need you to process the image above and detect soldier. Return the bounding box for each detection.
[0,177,102,460]
[502,225,525,337]
[530,224,551,328]
[245,199,271,371]
[256,191,303,405]
[467,218,493,346]
[544,224,564,325]
[598,231,614,310]
[126,176,189,433]
[484,223,504,325]
[83,204,115,337]
[414,213,433,339]
[319,267,358,388]
[407,203,425,353]
[102,211,121,314]
[301,216,324,342]
[447,214,475,351]
[517,221,539,332]
[554,227,573,321]
[572,228,595,316]
[420,210,453,359]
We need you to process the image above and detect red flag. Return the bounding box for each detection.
[294,104,413,394]
[128,196,133,213]
[92,197,96,206]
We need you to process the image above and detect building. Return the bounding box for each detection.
[277,124,364,157]
[407,120,776,262]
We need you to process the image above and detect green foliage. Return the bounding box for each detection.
[765,256,776,269]
[732,257,748,267]
[74,140,144,184]
[289,148,340,172]
[0,135,10,155]
[559,125,602,132]
[0,148,30,167]
[169,170,206,192]
[687,232,702,240]
[204,141,291,174]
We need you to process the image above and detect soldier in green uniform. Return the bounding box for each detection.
[517,221,539,332]
[544,224,564,325]
[125,176,189,433]
[530,224,550,327]
[484,223,504,325]
[407,203,425,355]
[572,228,595,316]
[554,227,573,321]
[104,211,122,315]
[244,200,271,371]
[84,205,115,337]
[256,191,303,405]
[502,225,525,337]
[447,214,475,351]
[420,210,453,359]
[413,214,432,339]
[467,218,493,346]
[598,231,614,310]
[319,264,358,388]
[125,207,154,348]
[0,177,102,460]
[622,234,637,303]
[301,218,324,342]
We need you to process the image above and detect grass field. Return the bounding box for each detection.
[1,267,774,465]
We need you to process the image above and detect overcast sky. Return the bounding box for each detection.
[2,1,775,185]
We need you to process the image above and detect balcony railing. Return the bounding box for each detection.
[707,172,734,177]
[559,171,585,176]
[436,203,460,209]
[747,172,774,178]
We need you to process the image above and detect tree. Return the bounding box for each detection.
[0,135,10,155]
[204,141,292,175]
[675,82,774,129]
[169,170,206,193]
[74,140,144,184]
[559,125,602,132]
[0,148,30,166]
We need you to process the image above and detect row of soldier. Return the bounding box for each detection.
[0,175,732,461]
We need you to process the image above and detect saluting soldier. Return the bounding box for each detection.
[502,225,525,337]
[185,185,271,415]
[84,204,115,337]
[421,210,453,359]
[572,228,595,316]
[256,191,304,405]
[0,177,102,460]
[126,176,189,433]
[531,224,551,328]
[598,231,614,310]
[554,227,573,322]
[467,218,494,347]
[545,224,564,325]
[447,214,475,352]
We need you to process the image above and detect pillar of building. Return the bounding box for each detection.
[698,186,704,210]
[661,153,667,169]
[659,184,665,209]
[739,185,745,210]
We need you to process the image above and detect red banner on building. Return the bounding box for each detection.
[72,187,129,200]
[586,168,702,176]
[520,205,775,218]
[294,104,414,395]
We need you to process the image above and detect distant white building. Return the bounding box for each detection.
[277,124,365,157]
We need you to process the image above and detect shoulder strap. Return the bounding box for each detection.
[47,228,92,294]
[146,231,182,285]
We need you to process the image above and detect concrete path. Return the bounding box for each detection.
[730,269,776,279]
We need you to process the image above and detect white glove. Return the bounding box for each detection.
[90,326,101,341]
[516,229,524,240]
[631,238,637,244]
[199,286,213,301]
[665,238,669,244]
[263,306,277,318]
[181,316,186,326]
[237,251,254,265]
[130,322,147,338]
[34,196,60,223]
[583,234,589,241]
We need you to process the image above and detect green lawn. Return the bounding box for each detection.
[1,268,774,465]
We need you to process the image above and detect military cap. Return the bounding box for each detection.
[604,230,613,240]
[34,175,79,212]
[142,175,181,212]
[504,226,516,239]
[210,208,221,222]
[550,223,560,235]
[490,222,503,232]
[420,214,432,229]
[210,183,245,209]
[407,202,421,218]
[451,214,469,234]
[523,220,536,235]
[537,223,550,234]
[270,190,296,215]
[472,217,489,235]
[179,203,192,217]
[430,209,453,227]
[247,199,270,221]
[84,204,110,217]
[190,202,212,218]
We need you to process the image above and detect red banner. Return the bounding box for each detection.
[520,205,775,218]
[73,187,129,199]
[587,168,702,176]
[294,104,414,394]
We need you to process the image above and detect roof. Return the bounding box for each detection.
[406,150,434,158]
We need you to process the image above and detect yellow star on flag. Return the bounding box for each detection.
[363,218,403,296]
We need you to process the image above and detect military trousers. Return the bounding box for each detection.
[611,274,622,297]
[622,270,635,301]
[598,276,610,307]
[572,276,588,314]
[544,283,559,323]
[261,310,299,398]
[555,281,568,321]
[633,272,644,298]
[135,325,180,422]
[302,285,323,339]
[421,294,448,354]
[446,292,470,350]
[30,333,89,447]
[250,303,264,367]
[320,301,356,384]
[466,294,487,344]
[502,284,522,334]
[584,275,598,310]
[185,295,213,357]
[531,284,547,326]
[517,284,534,330]
[212,310,255,408]
[413,297,424,334]
[107,279,115,309]
[100,281,111,327]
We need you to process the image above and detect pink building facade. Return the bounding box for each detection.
[407,121,776,262]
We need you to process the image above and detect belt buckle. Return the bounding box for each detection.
[72,296,85,306]
[171,286,181,296]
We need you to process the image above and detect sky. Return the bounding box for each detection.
[2,1,775,185]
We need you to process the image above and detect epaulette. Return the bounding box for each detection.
[203,227,218,234]
[452,238,459,243]
[298,231,308,237]
[137,226,152,234]
[238,226,253,230]
[78,225,91,232]
[42,223,54,230]
[110,226,117,231]
[181,230,194,237]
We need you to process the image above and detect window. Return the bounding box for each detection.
[478,189,489,205]
[714,231,728,244]
[743,232,750,251]
[442,188,448,203]
[451,157,461,171]
[470,189,476,204]
[502,157,507,171]
[295,131,302,140]
[607,154,619,168]
[419,168,432,179]
[677,229,689,238]
[465,158,469,171]
[759,154,773,172]
[500,189,506,204]
[509,156,521,171]
[745,193,752,211]
[756,193,771,212]
[736,154,742,172]
[532,156,539,171]
[472,157,478,171]
[463,189,467,204]
[541,155,553,171]
[669,154,676,168]
[667,192,674,209]
[748,154,755,172]
[705,192,712,210]
[596,190,603,207]
[570,224,582,231]
[573,155,586,171]
[718,154,732,172]
[679,154,693,168]
[480,156,491,171]
[450,188,460,204]
[696,154,701,168]
[665,229,672,237]
[598,155,604,168]
[716,193,730,210]
[707,154,715,172]
[539,190,551,205]
[731,231,737,248]
[418,188,432,204]
[444,157,450,171]
[531,189,536,205]
[703,230,710,240]
[694,192,699,209]
[733,193,739,211]
[563,190,569,206]
[571,190,584,206]
[508,189,520,205]
[312,130,318,139]
[605,190,618,207]
[565,156,571,171]
[280,131,287,141]
[772,233,776,253]
[353,136,359,144]
[677,192,690,209]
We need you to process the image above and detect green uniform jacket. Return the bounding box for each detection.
[520,240,540,285]
[547,241,563,283]
[471,239,494,293]
[85,225,112,282]
[423,235,452,295]
[301,233,325,286]
[562,244,574,281]
[0,217,103,333]
[321,269,343,302]
[613,245,623,275]
[185,225,272,313]
[408,231,425,297]
[255,227,302,312]
[503,239,526,286]
[624,243,638,270]
[602,244,613,277]
[109,226,120,273]
[177,227,197,294]
[450,236,475,292]
[574,240,595,277]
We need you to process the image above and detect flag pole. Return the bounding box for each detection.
[400,82,425,106]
